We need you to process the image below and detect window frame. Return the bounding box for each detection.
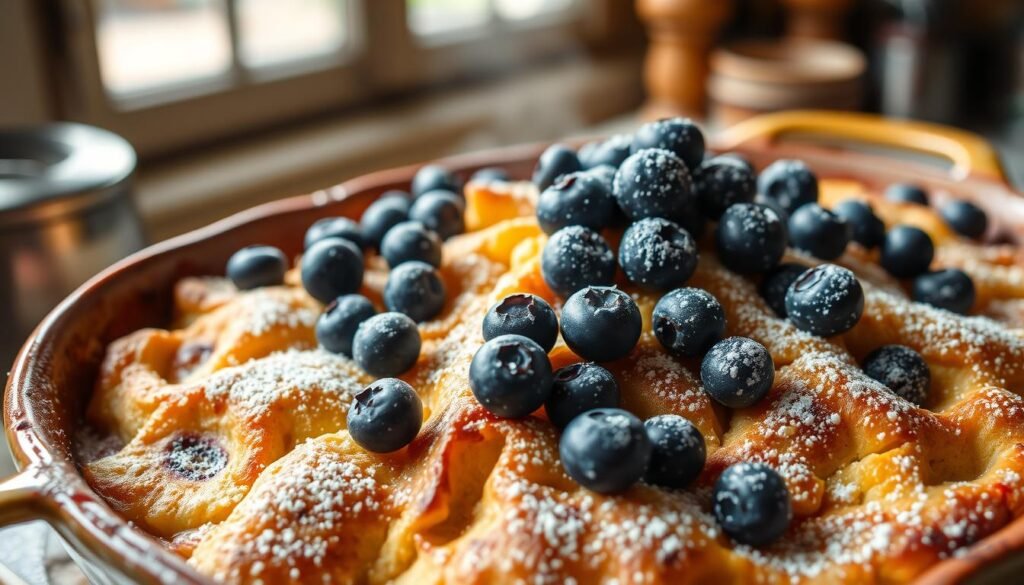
[53,0,622,159]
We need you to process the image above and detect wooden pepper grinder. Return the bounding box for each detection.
[780,0,853,40]
[636,0,734,120]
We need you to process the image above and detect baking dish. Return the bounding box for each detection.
[3,111,1023,585]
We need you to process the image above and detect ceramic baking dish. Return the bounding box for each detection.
[3,111,1023,585]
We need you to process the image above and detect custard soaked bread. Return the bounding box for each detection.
[81,120,1024,584]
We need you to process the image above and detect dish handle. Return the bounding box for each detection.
[716,110,1008,184]
[0,466,52,527]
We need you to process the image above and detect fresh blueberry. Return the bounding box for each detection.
[347,378,422,453]
[754,193,790,224]
[613,148,694,222]
[305,217,365,250]
[787,203,851,260]
[832,199,885,249]
[785,264,864,337]
[694,155,757,219]
[536,172,616,234]
[652,287,726,357]
[715,203,788,274]
[383,261,446,322]
[469,334,553,418]
[471,167,509,183]
[352,312,421,377]
[408,190,465,240]
[863,344,930,406]
[559,408,652,494]
[412,164,460,198]
[482,293,558,352]
[940,200,988,239]
[619,218,698,291]
[701,337,775,408]
[316,294,376,356]
[533,144,582,190]
[585,164,617,192]
[713,462,792,546]
[885,183,928,205]
[560,286,642,362]
[541,226,615,297]
[361,194,411,249]
[545,363,620,429]
[644,414,706,489]
[300,237,364,303]
[758,159,818,214]
[912,269,975,314]
[881,225,934,278]
[226,245,287,290]
[380,221,442,268]
[631,118,705,170]
[578,134,632,169]
[759,263,807,317]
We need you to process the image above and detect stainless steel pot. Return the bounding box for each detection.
[0,123,144,368]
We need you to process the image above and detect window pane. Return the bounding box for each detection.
[238,0,349,68]
[95,0,232,95]
[407,0,490,36]
[493,0,574,21]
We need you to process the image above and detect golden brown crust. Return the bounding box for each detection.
[81,178,1024,583]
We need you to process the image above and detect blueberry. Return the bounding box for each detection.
[644,414,706,489]
[300,238,364,303]
[533,144,582,190]
[560,286,642,362]
[471,167,508,183]
[885,183,928,205]
[408,190,465,240]
[613,149,694,222]
[545,363,620,429]
[559,408,652,494]
[713,462,792,546]
[383,261,446,322]
[536,172,616,234]
[380,221,442,268]
[832,199,885,249]
[469,334,553,418]
[631,118,705,170]
[862,344,930,406]
[758,159,818,214]
[912,269,975,314]
[881,225,934,278]
[652,287,726,357]
[541,226,615,297]
[716,152,755,174]
[785,264,864,337]
[412,164,460,198]
[226,245,287,290]
[940,200,987,239]
[700,337,775,408]
[618,218,698,291]
[715,203,788,274]
[347,378,423,453]
[759,263,807,317]
[482,293,558,352]
[361,194,411,249]
[694,155,756,219]
[585,164,617,192]
[316,294,376,356]
[578,134,632,169]
[305,217,365,250]
[353,312,421,377]
[787,203,851,260]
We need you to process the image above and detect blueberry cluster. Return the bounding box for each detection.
[866,181,980,313]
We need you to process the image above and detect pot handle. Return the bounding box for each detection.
[0,466,50,527]
[716,110,1008,183]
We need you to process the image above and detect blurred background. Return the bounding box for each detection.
[0,1,1023,581]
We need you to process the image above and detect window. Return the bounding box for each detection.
[55,0,616,158]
